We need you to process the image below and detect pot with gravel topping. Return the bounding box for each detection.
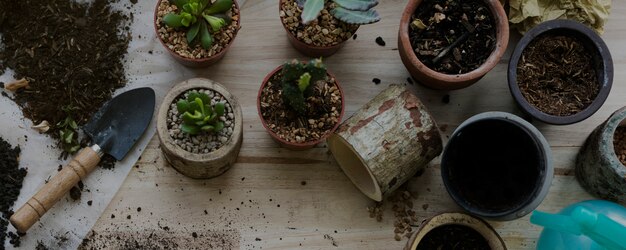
[257,59,344,150]
[279,0,381,57]
[157,78,243,179]
[155,0,241,67]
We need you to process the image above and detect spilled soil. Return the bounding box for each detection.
[0,137,27,249]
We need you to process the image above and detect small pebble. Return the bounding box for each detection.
[373,78,381,85]
[375,36,386,46]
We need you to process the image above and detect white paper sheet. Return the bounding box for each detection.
[0,0,246,248]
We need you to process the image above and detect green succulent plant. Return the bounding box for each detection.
[298,0,380,25]
[281,58,327,114]
[162,0,233,49]
[176,91,225,135]
[57,115,80,153]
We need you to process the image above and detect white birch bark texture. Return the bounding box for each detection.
[327,85,442,201]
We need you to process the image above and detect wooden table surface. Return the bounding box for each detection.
[88,0,626,249]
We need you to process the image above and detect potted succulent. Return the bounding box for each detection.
[398,0,509,90]
[257,58,344,150]
[508,20,613,125]
[441,112,553,221]
[155,0,241,67]
[280,0,381,57]
[404,212,506,250]
[157,78,243,179]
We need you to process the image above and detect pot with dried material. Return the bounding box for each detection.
[576,106,626,203]
[157,78,243,179]
[404,212,506,250]
[398,0,509,90]
[155,0,241,67]
[508,19,613,125]
[257,58,344,150]
[279,0,380,57]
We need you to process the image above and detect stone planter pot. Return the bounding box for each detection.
[404,212,506,250]
[398,0,509,90]
[154,0,241,68]
[576,106,626,203]
[279,0,357,58]
[442,112,553,220]
[327,85,442,201]
[508,19,613,125]
[157,78,243,179]
[257,63,345,150]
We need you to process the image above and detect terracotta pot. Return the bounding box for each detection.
[157,78,243,179]
[404,212,507,250]
[441,112,553,221]
[154,0,241,68]
[257,64,345,150]
[279,0,357,58]
[398,0,509,90]
[508,19,613,125]
[576,106,626,203]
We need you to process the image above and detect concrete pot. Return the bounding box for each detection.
[576,106,626,203]
[157,78,243,179]
[154,0,241,68]
[442,112,553,220]
[508,20,613,125]
[398,0,509,90]
[404,212,506,250]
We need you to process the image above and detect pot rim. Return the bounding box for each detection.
[398,0,509,88]
[278,0,356,51]
[441,112,554,221]
[157,78,243,162]
[406,212,506,250]
[507,19,614,125]
[256,63,345,149]
[153,0,241,64]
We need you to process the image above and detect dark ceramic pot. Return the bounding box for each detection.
[508,19,613,125]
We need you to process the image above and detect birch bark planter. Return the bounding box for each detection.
[398,0,509,90]
[404,213,506,250]
[442,112,553,221]
[576,106,626,203]
[327,85,442,201]
[157,78,243,179]
[257,64,345,150]
[154,0,241,68]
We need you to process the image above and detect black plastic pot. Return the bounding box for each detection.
[508,19,613,125]
[441,112,553,221]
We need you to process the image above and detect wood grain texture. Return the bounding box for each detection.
[90,0,626,249]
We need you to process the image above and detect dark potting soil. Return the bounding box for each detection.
[615,126,626,166]
[0,0,132,154]
[409,0,496,74]
[517,35,599,117]
[444,119,541,213]
[0,137,27,249]
[416,224,490,250]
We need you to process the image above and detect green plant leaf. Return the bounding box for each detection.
[305,58,327,84]
[67,145,80,153]
[173,0,190,9]
[301,0,324,24]
[63,130,74,144]
[198,0,210,10]
[195,120,206,126]
[69,120,78,130]
[214,121,225,132]
[298,73,311,92]
[187,21,201,43]
[214,102,225,116]
[200,21,214,49]
[332,0,378,11]
[211,13,232,25]
[177,100,190,113]
[201,125,215,132]
[204,0,233,15]
[180,12,195,27]
[204,103,213,116]
[282,60,306,83]
[163,13,184,28]
[187,91,201,102]
[203,15,226,32]
[181,124,200,134]
[330,6,380,24]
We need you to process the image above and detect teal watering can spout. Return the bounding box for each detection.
[531,207,626,250]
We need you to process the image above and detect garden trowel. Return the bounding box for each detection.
[10,87,155,233]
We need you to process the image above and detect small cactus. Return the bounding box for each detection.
[300,0,380,25]
[176,91,225,135]
[281,58,327,114]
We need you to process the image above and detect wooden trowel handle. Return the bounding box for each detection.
[10,146,102,233]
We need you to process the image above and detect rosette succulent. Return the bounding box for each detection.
[162,0,233,49]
